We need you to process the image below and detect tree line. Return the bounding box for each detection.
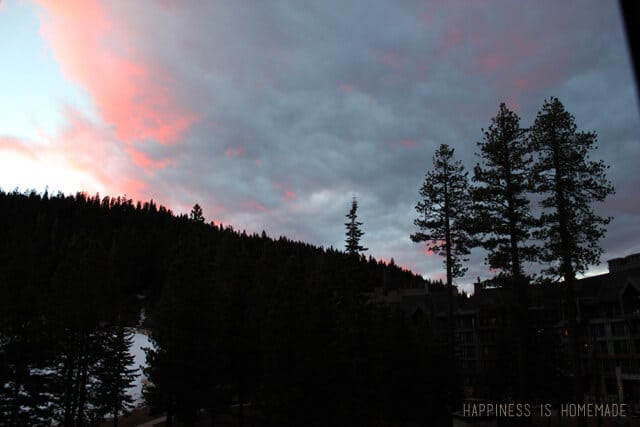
[0,189,445,426]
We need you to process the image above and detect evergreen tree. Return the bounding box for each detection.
[472,103,537,399]
[530,97,614,280]
[48,234,110,427]
[472,103,537,280]
[530,97,614,415]
[143,229,217,427]
[189,203,205,223]
[411,144,473,361]
[259,253,311,426]
[344,196,368,255]
[92,324,138,427]
[214,234,257,427]
[0,240,56,425]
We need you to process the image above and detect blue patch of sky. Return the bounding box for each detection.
[0,1,95,141]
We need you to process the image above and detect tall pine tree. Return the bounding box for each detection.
[530,97,614,280]
[472,102,537,400]
[472,103,537,280]
[530,97,614,416]
[411,144,473,361]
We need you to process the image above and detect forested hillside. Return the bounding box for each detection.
[0,190,450,426]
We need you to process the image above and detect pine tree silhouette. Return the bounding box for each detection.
[344,196,367,255]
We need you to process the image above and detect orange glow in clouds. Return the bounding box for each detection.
[273,182,296,203]
[0,136,38,160]
[35,0,197,147]
[52,107,148,196]
[124,146,173,171]
[0,112,145,197]
[281,190,296,202]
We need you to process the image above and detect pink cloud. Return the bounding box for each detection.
[439,25,467,51]
[53,107,148,197]
[423,0,565,98]
[1,108,147,200]
[225,147,247,158]
[415,61,429,81]
[424,247,436,256]
[34,0,197,148]
[338,82,356,94]
[611,197,640,215]
[376,257,414,272]
[377,50,405,70]
[387,139,418,149]
[243,199,269,213]
[0,136,38,160]
[418,11,433,28]
[475,52,508,75]
[282,190,296,202]
[398,139,418,149]
[511,68,564,91]
[376,257,393,266]
[432,273,445,282]
[418,239,447,258]
[124,146,172,171]
[273,182,297,202]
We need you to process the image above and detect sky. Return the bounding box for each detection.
[1,0,639,292]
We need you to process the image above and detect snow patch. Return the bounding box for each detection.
[127,329,154,407]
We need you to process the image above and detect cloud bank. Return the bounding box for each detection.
[1,0,638,290]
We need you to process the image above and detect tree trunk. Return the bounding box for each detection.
[75,330,92,427]
[165,400,173,427]
[443,164,456,426]
[443,167,455,364]
[9,365,22,426]
[553,142,586,427]
[113,396,119,427]
[63,338,77,427]
[506,166,529,402]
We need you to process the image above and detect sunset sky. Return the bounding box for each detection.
[1,0,638,291]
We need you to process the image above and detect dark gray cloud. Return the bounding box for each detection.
[96,0,640,291]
